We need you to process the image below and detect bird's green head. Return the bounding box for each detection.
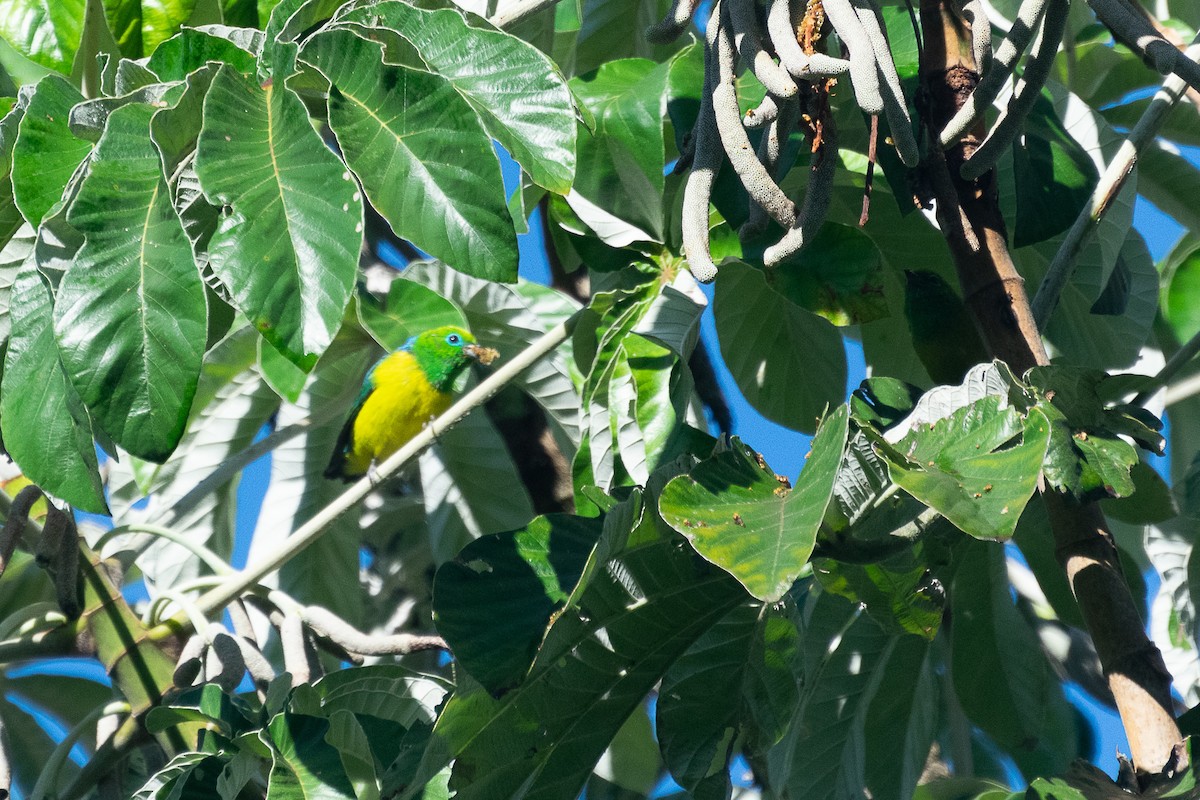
[406,325,496,391]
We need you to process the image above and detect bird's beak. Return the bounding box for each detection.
[464,343,500,365]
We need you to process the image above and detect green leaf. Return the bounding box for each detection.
[659,406,849,602]
[714,261,846,434]
[326,710,380,800]
[55,101,206,462]
[105,0,145,58]
[194,59,362,367]
[258,336,307,403]
[0,0,84,72]
[767,223,888,326]
[568,0,680,77]
[308,665,449,729]
[877,396,1051,541]
[814,547,943,640]
[141,0,202,54]
[863,635,938,800]
[568,58,668,244]
[434,513,602,694]
[0,693,72,796]
[1,260,107,511]
[658,601,797,799]
[420,405,538,563]
[133,752,229,799]
[1012,94,1098,248]
[768,592,908,800]
[265,711,357,799]
[11,74,92,226]
[147,27,260,81]
[0,223,33,344]
[335,2,576,194]
[74,0,120,98]
[356,278,466,351]
[300,29,516,283]
[1026,365,1155,502]
[1163,235,1200,343]
[428,491,747,800]
[951,541,1077,778]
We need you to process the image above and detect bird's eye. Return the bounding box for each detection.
[447,334,461,345]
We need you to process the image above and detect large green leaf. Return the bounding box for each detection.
[335,1,576,194]
[141,0,202,53]
[768,591,919,800]
[300,29,516,283]
[714,261,846,434]
[875,396,1051,541]
[0,0,85,72]
[1012,95,1098,248]
[264,712,357,799]
[1,260,107,511]
[434,513,602,694]
[951,542,1078,778]
[659,406,849,602]
[11,74,91,226]
[356,277,466,351]
[419,404,538,564]
[815,546,943,640]
[194,56,362,368]
[1163,234,1200,344]
[657,601,799,800]
[427,491,747,800]
[568,58,668,245]
[0,223,33,344]
[146,26,260,82]
[766,222,887,326]
[55,101,206,462]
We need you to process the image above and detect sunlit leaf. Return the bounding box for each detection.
[194,55,362,367]
[56,101,206,462]
[660,406,849,602]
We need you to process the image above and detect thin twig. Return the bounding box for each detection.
[1133,326,1200,406]
[852,0,920,165]
[147,312,582,639]
[1031,34,1200,328]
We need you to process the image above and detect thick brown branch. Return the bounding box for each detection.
[918,0,1182,776]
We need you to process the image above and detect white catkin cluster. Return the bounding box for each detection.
[944,0,1200,178]
[661,0,918,282]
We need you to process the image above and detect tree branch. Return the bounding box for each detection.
[147,312,583,640]
[919,0,1182,774]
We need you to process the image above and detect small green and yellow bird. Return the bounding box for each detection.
[324,325,498,481]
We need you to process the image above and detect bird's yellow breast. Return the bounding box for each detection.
[345,350,452,476]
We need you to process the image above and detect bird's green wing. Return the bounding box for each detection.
[324,369,378,480]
